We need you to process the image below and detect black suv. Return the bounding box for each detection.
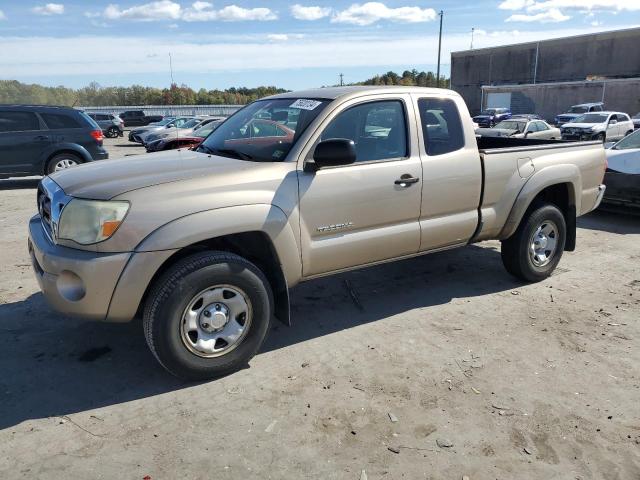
[0,105,108,178]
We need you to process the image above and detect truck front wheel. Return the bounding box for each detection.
[501,204,566,282]
[143,251,273,381]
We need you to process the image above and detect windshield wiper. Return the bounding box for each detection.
[197,144,213,154]
[208,148,253,160]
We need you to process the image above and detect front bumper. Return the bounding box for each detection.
[562,132,598,141]
[28,215,178,322]
[28,215,130,321]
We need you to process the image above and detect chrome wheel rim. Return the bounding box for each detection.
[529,220,559,267]
[180,285,252,358]
[54,158,79,171]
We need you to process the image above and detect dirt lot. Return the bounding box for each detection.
[0,139,639,479]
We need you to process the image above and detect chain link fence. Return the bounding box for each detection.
[78,105,243,117]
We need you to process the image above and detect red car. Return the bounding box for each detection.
[145,120,224,152]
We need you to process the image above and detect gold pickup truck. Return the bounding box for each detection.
[28,86,607,380]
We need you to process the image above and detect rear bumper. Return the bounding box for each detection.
[593,184,606,210]
[92,149,109,160]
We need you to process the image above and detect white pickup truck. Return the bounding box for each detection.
[29,86,607,379]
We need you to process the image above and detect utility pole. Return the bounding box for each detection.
[169,52,175,86]
[470,27,475,50]
[339,73,344,86]
[436,10,443,88]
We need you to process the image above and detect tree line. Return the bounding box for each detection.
[0,69,449,106]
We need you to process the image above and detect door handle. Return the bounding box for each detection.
[34,135,49,141]
[394,175,420,187]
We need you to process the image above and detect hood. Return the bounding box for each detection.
[562,122,600,129]
[475,128,517,137]
[50,149,264,200]
[606,149,640,174]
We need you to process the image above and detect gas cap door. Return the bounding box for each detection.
[517,157,535,178]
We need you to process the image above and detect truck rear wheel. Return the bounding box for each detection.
[501,203,566,282]
[143,251,273,381]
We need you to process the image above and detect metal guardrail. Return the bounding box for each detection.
[77,105,243,117]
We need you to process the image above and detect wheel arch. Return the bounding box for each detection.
[500,165,580,251]
[108,204,301,326]
[42,144,92,174]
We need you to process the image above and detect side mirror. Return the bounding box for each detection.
[166,123,175,128]
[306,138,356,172]
[609,119,617,125]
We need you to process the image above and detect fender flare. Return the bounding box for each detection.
[134,204,302,325]
[499,164,581,240]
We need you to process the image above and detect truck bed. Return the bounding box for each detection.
[477,136,574,151]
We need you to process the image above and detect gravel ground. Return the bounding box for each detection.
[0,140,639,479]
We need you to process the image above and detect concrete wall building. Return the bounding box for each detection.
[451,27,640,121]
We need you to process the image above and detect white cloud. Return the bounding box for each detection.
[1,25,636,82]
[332,2,437,26]
[103,1,277,22]
[216,5,277,21]
[498,0,534,10]
[290,5,331,20]
[506,8,570,22]
[527,1,640,13]
[104,1,181,20]
[32,3,65,15]
[591,20,602,26]
[266,33,305,41]
[0,10,6,20]
[267,34,289,41]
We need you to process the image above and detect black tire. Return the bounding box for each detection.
[596,133,606,143]
[143,251,273,381]
[46,153,82,175]
[625,130,633,137]
[501,203,566,282]
[106,126,119,138]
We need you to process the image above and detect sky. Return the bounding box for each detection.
[0,0,639,90]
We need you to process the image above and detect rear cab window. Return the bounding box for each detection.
[417,97,465,156]
[0,111,41,132]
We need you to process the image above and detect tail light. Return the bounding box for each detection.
[90,129,104,144]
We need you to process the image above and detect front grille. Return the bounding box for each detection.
[37,183,53,237]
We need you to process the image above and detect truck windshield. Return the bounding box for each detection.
[568,106,588,114]
[573,113,609,124]
[197,98,330,162]
[480,109,497,115]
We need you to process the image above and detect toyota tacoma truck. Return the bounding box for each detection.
[28,86,607,380]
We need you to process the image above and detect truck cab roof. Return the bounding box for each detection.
[265,85,456,102]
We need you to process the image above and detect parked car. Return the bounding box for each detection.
[143,116,222,145]
[29,86,606,380]
[128,117,187,143]
[632,113,640,130]
[145,119,224,152]
[87,112,124,138]
[601,129,640,212]
[555,102,604,126]
[472,107,511,127]
[119,110,164,127]
[0,105,107,178]
[476,118,560,140]
[561,112,634,142]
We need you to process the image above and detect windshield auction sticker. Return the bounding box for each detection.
[290,99,322,111]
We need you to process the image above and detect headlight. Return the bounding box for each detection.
[58,199,129,245]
